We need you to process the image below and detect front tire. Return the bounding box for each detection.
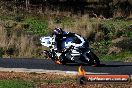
[87,51,100,66]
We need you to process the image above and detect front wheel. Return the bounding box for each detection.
[87,51,100,66]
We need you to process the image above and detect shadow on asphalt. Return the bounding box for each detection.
[64,63,132,67]
[99,64,132,67]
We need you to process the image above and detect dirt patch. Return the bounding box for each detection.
[36,83,132,88]
[112,37,127,44]
[0,71,131,88]
[0,71,75,81]
[108,46,122,54]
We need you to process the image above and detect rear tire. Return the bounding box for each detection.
[58,55,67,65]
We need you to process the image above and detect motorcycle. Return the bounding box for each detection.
[40,36,100,66]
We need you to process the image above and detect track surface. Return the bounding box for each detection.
[0,58,132,74]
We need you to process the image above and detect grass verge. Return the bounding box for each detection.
[99,51,132,62]
[0,80,34,88]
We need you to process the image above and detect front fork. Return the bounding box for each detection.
[82,49,91,62]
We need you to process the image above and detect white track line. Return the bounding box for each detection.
[0,67,117,75]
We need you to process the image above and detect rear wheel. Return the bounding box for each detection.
[54,55,67,65]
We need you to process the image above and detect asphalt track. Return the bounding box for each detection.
[0,58,132,74]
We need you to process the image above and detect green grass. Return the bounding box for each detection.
[91,39,132,62]
[0,15,14,21]
[91,40,112,55]
[24,17,49,36]
[101,19,132,38]
[99,51,132,61]
[60,17,74,27]
[0,80,34,88]
[90,18,132,61]
[0,77,76,88]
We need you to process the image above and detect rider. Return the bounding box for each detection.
[53,27,90,61]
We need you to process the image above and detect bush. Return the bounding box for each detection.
[5,45,19,57]
[0,47,4,58]
[90,40,112,55]
[115,38,132,51]
[101,19,132,39]
[24,18,49,36]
